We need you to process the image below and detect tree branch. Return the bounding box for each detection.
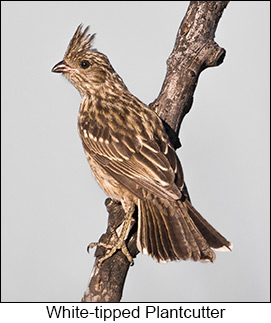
[82,1,230,302]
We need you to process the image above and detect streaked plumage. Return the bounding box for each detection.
[52,25,232,263]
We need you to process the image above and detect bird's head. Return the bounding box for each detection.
[52,25,116,96]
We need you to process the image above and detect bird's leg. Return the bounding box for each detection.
[88,205,135,265]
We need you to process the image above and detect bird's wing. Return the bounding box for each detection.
[79,103,183,201]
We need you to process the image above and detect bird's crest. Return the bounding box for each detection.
[65,24,96,60]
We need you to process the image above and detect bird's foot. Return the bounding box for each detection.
[88,234,133,266]
[87,205,135,266]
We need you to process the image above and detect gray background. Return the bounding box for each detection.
[1,1,270,302]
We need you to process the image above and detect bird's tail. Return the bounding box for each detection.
[137,197,232,262]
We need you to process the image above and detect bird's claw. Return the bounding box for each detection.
[87,239,134,266]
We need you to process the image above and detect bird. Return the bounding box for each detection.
[52,25,232,264]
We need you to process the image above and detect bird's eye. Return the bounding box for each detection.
[80,60,91,69]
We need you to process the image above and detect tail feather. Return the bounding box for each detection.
[139,199,180,261]
[177,202,207,261]
[146,201,172,260]
[180,203,217,261]
[143,201,163,259]
[157,204,192,260]
[184,199,232,250]
[137,197,231,263]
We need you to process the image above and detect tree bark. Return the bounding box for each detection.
[82,1,230,302]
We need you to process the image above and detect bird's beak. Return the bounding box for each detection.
[52,60,71,73]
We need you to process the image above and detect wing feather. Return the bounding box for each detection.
[78,102,183,201]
